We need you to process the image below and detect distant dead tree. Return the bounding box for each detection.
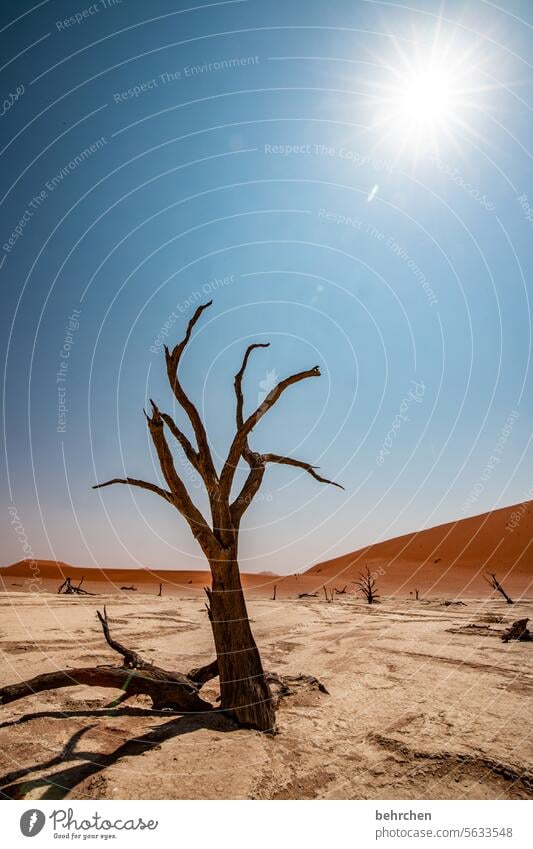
[57,576,95,596]
[354,567,379,604]
[272,584,277,601]
[120,585,137,592]
[158,583,163,597]
[298,591,319,599]
[334,586,348,594]
[484,572,514,604]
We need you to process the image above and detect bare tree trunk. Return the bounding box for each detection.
[208,551,275,732]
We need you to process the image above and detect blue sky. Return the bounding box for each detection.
[2,0,533,573]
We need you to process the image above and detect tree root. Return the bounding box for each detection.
[266,672,330,707]
[0,610,328,720]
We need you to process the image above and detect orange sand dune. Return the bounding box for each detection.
[306,500,533,596]
[2,501,532,598]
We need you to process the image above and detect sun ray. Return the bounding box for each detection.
[362,18,497,164]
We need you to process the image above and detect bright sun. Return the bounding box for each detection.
[371,36,484,158]
[397,65,453,132]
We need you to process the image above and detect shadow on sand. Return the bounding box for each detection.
[0,708,235,800]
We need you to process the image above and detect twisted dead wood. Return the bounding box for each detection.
[0,610,328,717]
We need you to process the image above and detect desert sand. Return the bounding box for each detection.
[0,589,531,800]
[1,501,532,800]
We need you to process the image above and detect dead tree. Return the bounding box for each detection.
[120,585,138,592]
[158,583,163,597]
[57,576,95,596]
[354,567,379,604]
[334,586,348,595]
[484,572,514,604]
[1,304,339,733]
[90,301,341,731]
[57,577,73,594]
[298,592,319,599]
[272,584,277,601]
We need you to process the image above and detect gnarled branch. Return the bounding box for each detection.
[230,450,342,526]
[164,301,217,489]
[261,453,343,489]
[228,348,340,523]
[97,607,148,669]
[158,409,201,476]
[221,364,322,500]
[145,401,216,555]
[235,342,271,431]
[92,477,173,504]
[229,343,270,525]
[0,667,213,713]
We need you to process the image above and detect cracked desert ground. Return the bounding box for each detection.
[0,591,531,800]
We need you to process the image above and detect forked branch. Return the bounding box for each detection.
[221,361,323,500]
[228,343,341,523]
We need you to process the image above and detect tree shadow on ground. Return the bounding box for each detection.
[0,709,235,800]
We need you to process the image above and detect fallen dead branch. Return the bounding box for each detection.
[0,609,328,724]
